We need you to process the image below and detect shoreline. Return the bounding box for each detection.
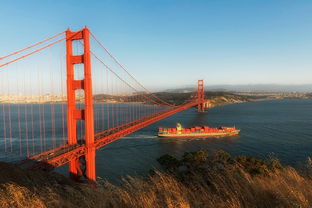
[206,96,312,110]
[1,91,311,105]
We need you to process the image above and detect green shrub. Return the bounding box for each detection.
[157,154,181,172]
[212,150,232,164]
[181,149,208,170]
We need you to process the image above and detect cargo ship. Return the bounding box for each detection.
[158,123,240,138]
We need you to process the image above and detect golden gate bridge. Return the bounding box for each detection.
[0,27,206,181]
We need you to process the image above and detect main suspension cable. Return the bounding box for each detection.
[90,32,175,107]
[0,31,65,61]
[0,37,66,68]
[91,51,167,106]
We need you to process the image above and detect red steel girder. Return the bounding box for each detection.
[27,101,203,170]
[95,101,200,148]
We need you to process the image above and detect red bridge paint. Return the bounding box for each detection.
[1,27,207,182]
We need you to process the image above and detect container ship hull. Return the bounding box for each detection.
[158,130,240,138]
[158,123,240,138]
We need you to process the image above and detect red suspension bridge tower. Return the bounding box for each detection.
[66,27,96,181]
[197,80,205,112]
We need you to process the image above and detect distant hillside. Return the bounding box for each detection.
[91,91,256,106]
[165,84,312,93]
[153,91,261,106]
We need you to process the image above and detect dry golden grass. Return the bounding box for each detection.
[0,153,311,208]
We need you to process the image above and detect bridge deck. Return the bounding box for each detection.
[22,101,200,171]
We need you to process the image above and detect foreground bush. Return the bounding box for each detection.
[0,150,311,208]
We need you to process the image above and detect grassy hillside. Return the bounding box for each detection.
[0,150,311,208]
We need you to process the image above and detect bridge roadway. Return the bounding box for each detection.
[21,101,202,171]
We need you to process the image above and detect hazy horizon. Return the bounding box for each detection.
[160,83,312,93]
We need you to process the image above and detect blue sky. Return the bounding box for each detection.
[1,0,312,90]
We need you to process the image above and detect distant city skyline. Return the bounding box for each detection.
[1,0,312,90]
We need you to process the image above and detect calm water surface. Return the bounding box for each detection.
[93,99,312,182]
[1,99,311,183]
